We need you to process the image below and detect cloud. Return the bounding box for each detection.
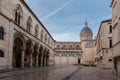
[41,0,73,21]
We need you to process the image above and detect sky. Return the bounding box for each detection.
[24,0,111,42]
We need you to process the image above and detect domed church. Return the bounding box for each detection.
[54,21,95,65]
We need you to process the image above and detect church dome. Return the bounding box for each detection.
[80,21,93,41]
[80,21,93,34]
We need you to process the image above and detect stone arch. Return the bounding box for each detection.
[13,33,25,68]
[25,39,33,67]
[13,32,26,46]
[33,43,39,66]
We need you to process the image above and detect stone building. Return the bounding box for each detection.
[0,0,55,70]
[54,22,95,65]
[80,22,95,64]
[54,42,83,65]
[0,0,96,70]
[95,19,113,69]
[110,0,120,75]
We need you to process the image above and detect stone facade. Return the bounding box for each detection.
[54,22,95,65]
[54,42,83,65]
[0,0,55,70]
[95,19,113,69]
[110,0,120,75]
[80,22,95,65]
[93,0,120,76]
[0,0,96,70]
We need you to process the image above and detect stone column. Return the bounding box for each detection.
[36,54,39,67]
[30,54,33,67]
[41,55,44,66]
[21,49,25,68]
[41,50,44,66]
[44,54,46,66]
[47,55,49,66]
[46,56,48,66]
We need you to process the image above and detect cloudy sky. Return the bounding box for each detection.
[24,0,111,41]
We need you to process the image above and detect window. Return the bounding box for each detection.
[15,5,22,25]
[35,25,39,37]
[27,23,30,32]
[57,45,60,50]
[69,45,73,50]
[27,17,32,33]
[109,25,112,33]
[69,53,74,57]
[41,30,43,41]
[45,34,47,43]
[0,50,4,57]
[110,39,112,48]
[57,45,60,47]
[0,27,4,40]
[62,45,67,50]
[86,42,94,48]
[54,52,60,57]
[76,53,81,57]
[61,53,67,57]
[76,45,80,50]
[48,38,50,46]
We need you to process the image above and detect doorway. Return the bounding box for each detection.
[15,52,22,67]
[78,59,81,64]
[13,37,23,68]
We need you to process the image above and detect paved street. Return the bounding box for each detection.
[0,65,119,80]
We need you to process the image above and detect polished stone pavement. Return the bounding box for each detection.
[0,65,120,80]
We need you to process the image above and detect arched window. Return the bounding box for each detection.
[57,45,60,49]
[48,38,50,45]
[62,45,67,50]
[15,5,22,25]
[41,30,43,41]
[69,45,73,50]
[27,17,32,33]
[35,25,39,37]
[45,34,47,43]
[76,45,80,50]
[0,27,4,40]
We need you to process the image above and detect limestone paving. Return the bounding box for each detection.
[0,65,119,80]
